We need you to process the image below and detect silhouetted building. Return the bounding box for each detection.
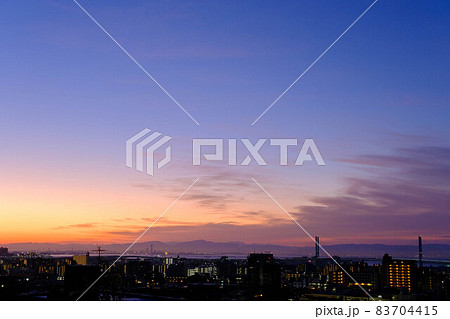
[419,236,423,268]
[382,254,417,293]
[124,259,152,276]
[166,262,188,282]
[0,247,8,256]
[348,261,378,290]
[248,253,281,300]
[64,265,100,300]
[217,256,237,283]
[297,260,316,274]
[315,237,320,259]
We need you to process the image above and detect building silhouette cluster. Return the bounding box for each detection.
[0,248,8,257]
[0,238,449,300]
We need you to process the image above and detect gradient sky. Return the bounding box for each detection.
[1,0,449,249]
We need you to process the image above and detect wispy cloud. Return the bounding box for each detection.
[52,145,450,245]
[296,146,450,242]
[53,222,99,230]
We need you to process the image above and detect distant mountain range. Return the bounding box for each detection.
[2,240,450,259]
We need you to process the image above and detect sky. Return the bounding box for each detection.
[0,0,449,249]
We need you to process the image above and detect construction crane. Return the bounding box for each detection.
[92,245,106,266]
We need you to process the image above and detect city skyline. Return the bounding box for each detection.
[1,0,449,249]
[2,249,449,301]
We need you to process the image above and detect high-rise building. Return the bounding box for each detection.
[330,269,345,285]
[315,236,320,259]
[247,253,281,300]
[166,262,187,282]
[382,254,416,292]
[165,257,173,266]
[418,236,423,268]
[73,253,89,266]
[217,256,237,283]
[152,264,166,274]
